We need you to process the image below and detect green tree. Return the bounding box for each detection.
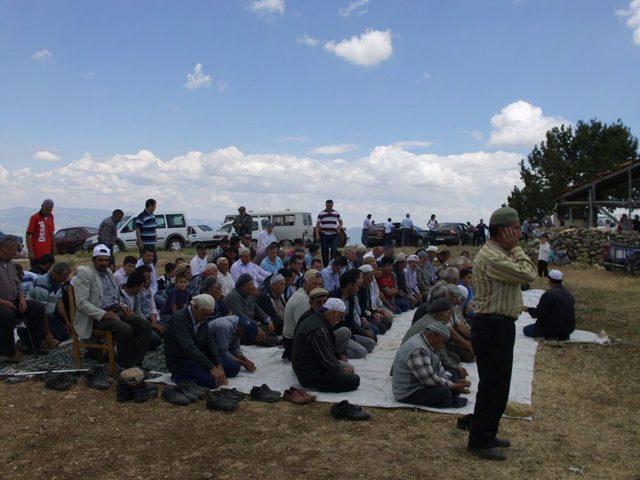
[507,119,639,220]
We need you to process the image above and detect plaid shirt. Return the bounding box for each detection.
[473,240,536,318]
[406,333,452,387]
[97,216,118,246]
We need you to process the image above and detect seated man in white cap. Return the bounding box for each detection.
[282,270,323,359]
[446,284,475,363]
[392,321,470,408]
[523,269,575,340]
[230,247,270,287]
[292,297,360,393]
[74,244,152,369]
[404,254,422,299]
[164,294,228,388]
[358,264,392,334]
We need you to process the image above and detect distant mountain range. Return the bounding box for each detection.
[0,206,222,236]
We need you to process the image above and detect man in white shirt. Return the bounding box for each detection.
[384,218,394,247]
[190,245,208,278]
[537,233,551,277]
[135,247,158,294]
[361,214,373,245]
[216,257,235,296]
[401,214,414,247]
[256,222,278,262]
[230,247,270,288]
[427,214,439,244]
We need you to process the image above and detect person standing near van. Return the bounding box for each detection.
[316,200,343,267]
[25,199,56,272]
[233,206,253,237]
[136,199,157,259]
[362,214,373,246]
[98,209,124,260]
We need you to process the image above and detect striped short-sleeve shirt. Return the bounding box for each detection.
[135,210,157,245]
[317,209,341,236]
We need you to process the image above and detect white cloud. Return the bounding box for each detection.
[33,150,61,162]
[0,146,522,226]
[249,0,285,15]
[297,34,319,47]
[324,29,393,67]
[616,0,640,45]
[487,100,569,149]
[338,0,370,17]
[392,141,432,149]
[31,49,52,62]
[185,63,213,90]
[310,144,358,155]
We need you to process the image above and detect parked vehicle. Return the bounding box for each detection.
[365,222,429,247]
[221,210,316,247]
[187,225,216,248]
[54,226,99,254]
[212,216,270,247]
[431,222,474,246]
[603,243,640,276]
[84,212,189,254]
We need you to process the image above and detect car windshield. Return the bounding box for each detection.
[439,223,459,230]
[197,225,212,231]
[86,227,99,234]
[218,222,233,233]
[117,215,131,229]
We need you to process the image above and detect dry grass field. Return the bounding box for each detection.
[1,245,639,479]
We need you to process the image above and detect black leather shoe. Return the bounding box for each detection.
[250,384,281,403]
[85,367,110,390]
[44,373,76,391]
[330,400,371,421]
[176,383,199,403]
[456,413,473,431]
[162,386,190,406]
[467,446,506,461]
[206,390,242,411]
[116,379,134,402]
[493,437,511,448]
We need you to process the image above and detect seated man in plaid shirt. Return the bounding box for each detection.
[391,321,470,409]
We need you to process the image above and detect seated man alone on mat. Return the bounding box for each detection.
[208,314,262,379]
[392,322,470,409]
[163,294,228,389]
[523,269,575,340]
[292,297,360,393]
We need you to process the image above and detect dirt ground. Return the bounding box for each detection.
[1,247,639,479]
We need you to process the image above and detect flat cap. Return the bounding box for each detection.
[309,287,329,300]
[426,321,451,339]
[235,273,254,288]
[426,298,453,313]
[490,207,520,227]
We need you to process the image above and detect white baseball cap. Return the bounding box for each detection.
[426,246,439,252]
[92,244,111,258]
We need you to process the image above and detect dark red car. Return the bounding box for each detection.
[54,226,99,254]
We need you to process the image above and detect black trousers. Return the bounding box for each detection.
[468,314,516,449]
[299,371,360,393]
[94,314,152,368]
[537,260,548,277]
[0,301,46,356]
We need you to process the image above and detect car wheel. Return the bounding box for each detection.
[280,239,292,248]
[73,243,84,254]
[112,242,124,254]
[168,237,184,252]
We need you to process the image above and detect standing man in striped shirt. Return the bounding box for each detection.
[467,207,536,461]
[136,199,157,262]
[315,199,343,267]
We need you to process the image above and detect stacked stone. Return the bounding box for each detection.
[524,228,640,265]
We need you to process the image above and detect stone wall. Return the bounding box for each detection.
[524,228,640,265]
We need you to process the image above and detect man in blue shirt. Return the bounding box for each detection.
[135,199,157,259]
[260,244,284,274]
[321,256,347,293]
[401,214,414,247]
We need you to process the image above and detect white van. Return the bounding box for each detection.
[219,210,314,247]
[84,212,190,254]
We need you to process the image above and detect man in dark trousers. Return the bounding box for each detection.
[467,207,536,461]
[292,297,360,393]
[523,269,575,340]
[232,206,253,237]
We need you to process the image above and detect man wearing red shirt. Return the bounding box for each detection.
[26,199,56,271]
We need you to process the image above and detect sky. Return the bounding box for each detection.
[1,0,639,227]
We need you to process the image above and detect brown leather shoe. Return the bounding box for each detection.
[283,387,315,405]
[291,386,316,403]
